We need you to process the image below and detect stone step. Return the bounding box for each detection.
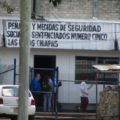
[35,116,96,120]
[35,112,96,120]
[36,112,96,116]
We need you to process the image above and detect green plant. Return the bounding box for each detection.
[0,1,15,14]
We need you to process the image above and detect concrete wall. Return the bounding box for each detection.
[98,0,120,20]
[0,0,120,104]
[0,0,19,16]
[38,0,93,19]
[0,0,120,20]
[0,48,119,103]
[38,0,120,20]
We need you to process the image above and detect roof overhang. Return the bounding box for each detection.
[93,64,120,73]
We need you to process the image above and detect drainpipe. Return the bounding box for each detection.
[93,0,98,19]
[33,0,41,19]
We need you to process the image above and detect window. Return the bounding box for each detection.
[2,87,18,97]
[75,57,96,82]
[97,57,119,84]
[2,86,31,97]
[75,56,119,84]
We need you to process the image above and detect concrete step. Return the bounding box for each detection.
[35,112,96,120]
[36,112,96,116]
[35,116,96,120]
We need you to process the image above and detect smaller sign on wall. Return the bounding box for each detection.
[3,20,116,50]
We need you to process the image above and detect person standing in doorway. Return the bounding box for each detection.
[42,75,53,112]
[80,77,89,112]
[30,73,41,111]
[51,78,62,112]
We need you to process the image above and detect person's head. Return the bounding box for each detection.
[35,73,41,80]
[82,76,88,82]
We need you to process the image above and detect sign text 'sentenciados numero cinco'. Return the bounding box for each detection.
[4,20,113,49]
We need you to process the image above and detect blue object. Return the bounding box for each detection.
[30,78,41,91]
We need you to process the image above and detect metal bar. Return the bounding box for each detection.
[0,68,14,75]
[55,67,59,120]
[31,67,56,71]
[59,79,118,84]
[29,67,32,87]
[119,86,120,120]
[16,73,20,75]
[51,68,56,113]
[13,58,16,85]
[96,72,98,120]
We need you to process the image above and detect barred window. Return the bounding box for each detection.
[75,56,119,84]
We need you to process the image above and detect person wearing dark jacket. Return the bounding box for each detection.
[42,75,53,112]
[30,73,41,111]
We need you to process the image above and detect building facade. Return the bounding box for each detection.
[0,0,120,109]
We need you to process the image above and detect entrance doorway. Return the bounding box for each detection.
[34,55,56,110]
[34,55,56,69]
[34,55,56,77]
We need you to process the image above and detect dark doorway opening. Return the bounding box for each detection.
[34,55,56,77]
[34,55,56,69]
[34,55,56,110]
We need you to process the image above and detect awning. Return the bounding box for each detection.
[93,64,120,72]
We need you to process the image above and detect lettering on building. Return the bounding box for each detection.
[4,20,113,49]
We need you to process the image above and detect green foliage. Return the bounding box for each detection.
[0,1,15,14]
[49,0,62,7]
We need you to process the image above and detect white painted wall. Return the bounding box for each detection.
[0,48,19,84]
[0,48,119,103]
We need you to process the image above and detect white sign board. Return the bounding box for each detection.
[4,20,115,50]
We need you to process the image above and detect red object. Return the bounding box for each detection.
[0,98,3,104]
[31,99,35,105]
[80,97,88,112]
